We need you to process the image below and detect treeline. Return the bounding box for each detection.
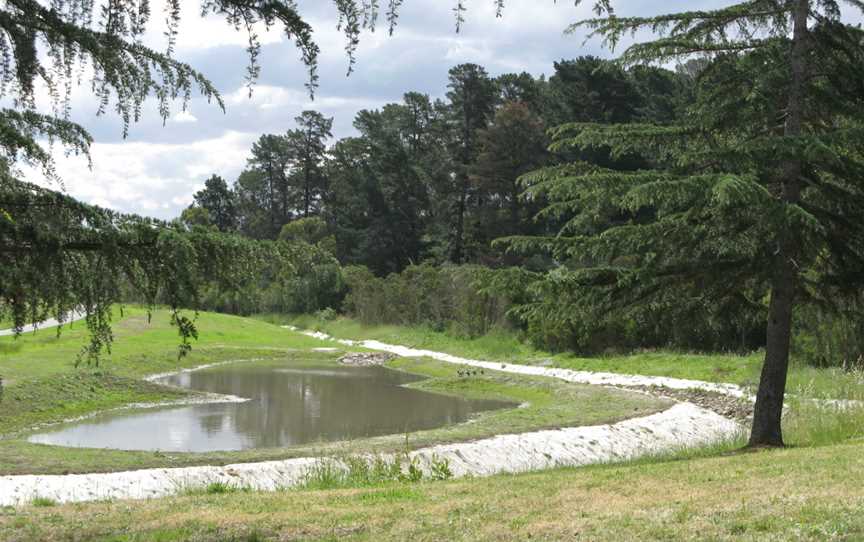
[340,264,766,355]
[181,57,694,273]
[339,263,860,364]
[178,55,863,368]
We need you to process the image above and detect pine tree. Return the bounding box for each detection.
[190,175,238,233]
[471,101,548,260]
[502,0,864,447]
[285,111,333,218]
[446,63,499,263]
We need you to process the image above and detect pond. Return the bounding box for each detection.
[27,361,510,452]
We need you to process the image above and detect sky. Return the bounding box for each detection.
[24,0,858,219]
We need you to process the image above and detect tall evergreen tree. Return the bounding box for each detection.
[446,63,499,263]
[326,99,435,274]
[285,111,334,218]
[496,72,546,114]
[471,101,549,261]
[190,175,238,233]
[245,134,291,237]
[542,56,641,127]
[503,0,864,447]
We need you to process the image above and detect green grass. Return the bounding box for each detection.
[0,307,668,476]
[0,307,325,384]
[27,496,56,508]
[0,372,189,436]
[275,315,864,401]
[2,442,863,541]
[1,311,862,541]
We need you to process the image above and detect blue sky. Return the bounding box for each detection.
[26,0,858,219]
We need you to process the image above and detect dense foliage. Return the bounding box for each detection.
[500,0,864,446]
[342,264,534,339]
[183,58,693,270]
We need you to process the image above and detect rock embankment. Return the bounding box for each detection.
[338,352,396,367]
[0,403,739,506]
[629,386,754,423]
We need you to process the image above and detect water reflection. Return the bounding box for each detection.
[28,362,509,452]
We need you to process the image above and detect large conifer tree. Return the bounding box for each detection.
[503,0,864,446]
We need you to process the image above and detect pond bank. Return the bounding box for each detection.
[0,402,737,505]
[0,327,744,506]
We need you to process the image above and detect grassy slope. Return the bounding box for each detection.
[0,307,325,437]
[278,315,864,401]
[2,442,862,541]
[0,308,668,475]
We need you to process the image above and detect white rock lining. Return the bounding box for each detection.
[0,327,745,507]
[290,328,864,411]
[0,403,738,506]
[286,327,750,398]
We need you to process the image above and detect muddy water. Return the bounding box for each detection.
[27,362,509,452]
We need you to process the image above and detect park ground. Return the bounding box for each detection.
[0,308,862,540]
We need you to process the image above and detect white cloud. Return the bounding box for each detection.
[27,131,258,219]
[170,110,198,123]
[140,0,285,52]
[227,84,387,112]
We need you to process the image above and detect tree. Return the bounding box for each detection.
[542,56,641,127]
[497,72,546,114]
[470,101,548,261]
[180,206,214,230]
[285,111,333,218]
[325,97,438,275]
[502,1,864,447]
[445,63,499,263]
[234,169,275,240]
[244,134,291,237]
[189,175,238,233]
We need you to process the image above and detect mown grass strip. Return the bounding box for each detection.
[1,442,862,541]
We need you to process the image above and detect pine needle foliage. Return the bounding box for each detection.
[499,1,864,446]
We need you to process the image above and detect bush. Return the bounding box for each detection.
[341,262,769,355]
[191,239,345,316]
[342,264,535,338]
[794,297,864,370]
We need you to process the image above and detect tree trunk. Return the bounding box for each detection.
[451,175,467,263]
[304,164,310,218]
[748,0,809,447]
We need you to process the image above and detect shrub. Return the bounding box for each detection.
[342,264,535,338]
[794,297,864,370]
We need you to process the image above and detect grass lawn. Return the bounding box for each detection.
[276,315,864,402]
[2,441,863,541]
[0,308,669,475]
